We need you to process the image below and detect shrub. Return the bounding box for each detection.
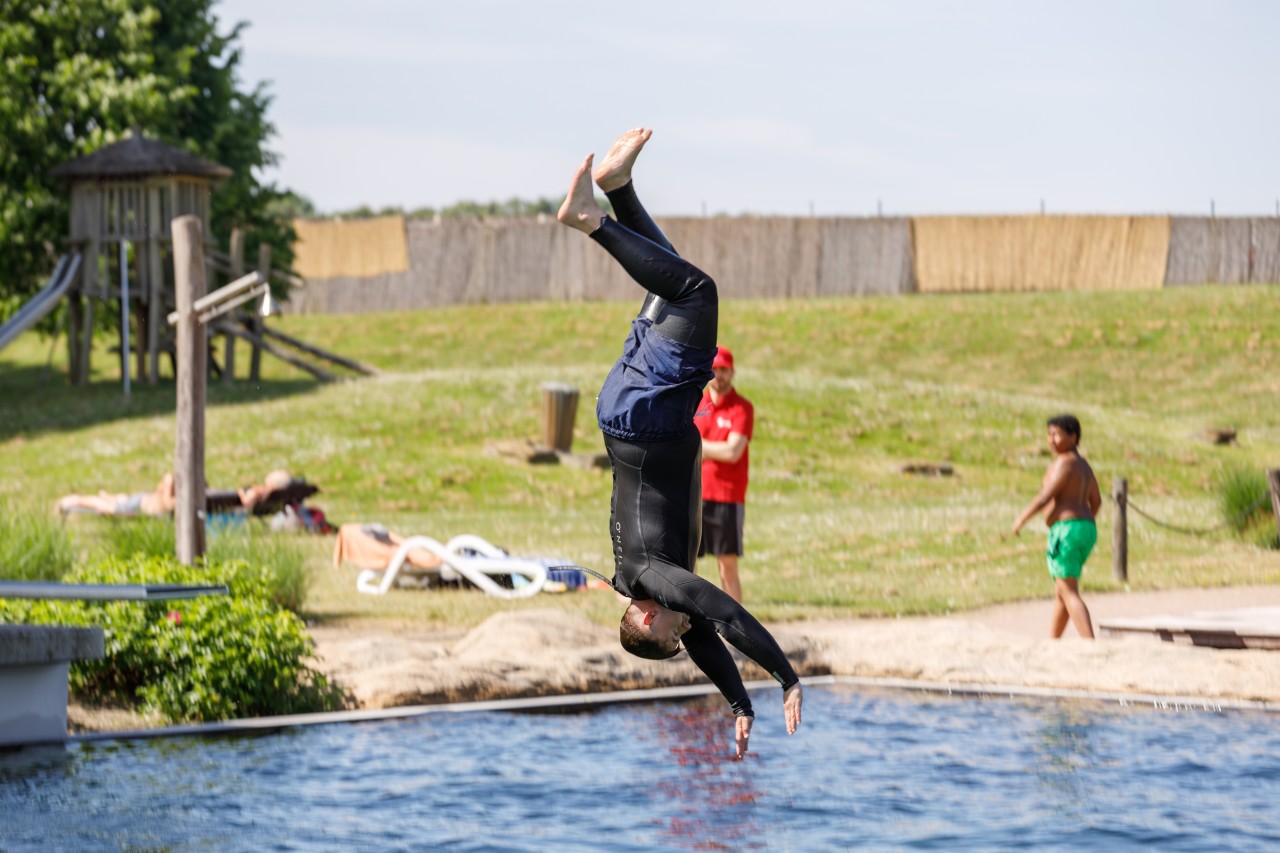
[1214,466,1271,532]
[1213,465,1278,550]
[0,504,75,581]
[0,554,346,722]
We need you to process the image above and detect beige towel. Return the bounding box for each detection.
[332,523,444,572]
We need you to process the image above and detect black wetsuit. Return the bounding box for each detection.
[592,182,799,719]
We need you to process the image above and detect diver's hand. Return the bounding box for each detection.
[734,715,754,759]
[783,682,803,735]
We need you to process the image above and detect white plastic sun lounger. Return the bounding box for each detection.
[355,533,551,599]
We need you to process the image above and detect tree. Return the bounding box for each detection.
[0,0,296,312]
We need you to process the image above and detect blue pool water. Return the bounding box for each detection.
[2,684,1278,851]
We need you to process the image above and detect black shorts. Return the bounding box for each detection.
[698,500,745,557]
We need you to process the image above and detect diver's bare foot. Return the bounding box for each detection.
[557,154,607,234]
[593,127,652,192]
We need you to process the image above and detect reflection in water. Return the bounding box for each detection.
[651,697,764,851]
[1033,705,1099,809]
[0,743,73,782]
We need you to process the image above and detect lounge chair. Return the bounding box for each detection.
[333,523,563,599]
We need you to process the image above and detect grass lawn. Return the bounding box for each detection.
[2,284,1278,630]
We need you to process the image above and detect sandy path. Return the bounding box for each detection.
[961,584,1280,640]
[306,585,1280,711]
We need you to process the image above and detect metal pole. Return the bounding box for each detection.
[120,240,131,398]
[224,227,244,384]
[250,243,271,382]
[171,216,207,565]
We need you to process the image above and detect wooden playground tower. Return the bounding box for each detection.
[48,131,370,386]
[52,132,230,384]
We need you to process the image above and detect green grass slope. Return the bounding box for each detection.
[2,284,1277,628]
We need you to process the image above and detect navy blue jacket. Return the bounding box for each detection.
[596,317,715,441]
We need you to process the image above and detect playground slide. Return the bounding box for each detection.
[0,253,82,354]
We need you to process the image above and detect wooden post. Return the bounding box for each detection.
[541,383,579,452]
[172,215,207,565]
[250,243,271,382]
[1112,478,1128,583]
[1267,469,1280,541]
[224,228,244,384]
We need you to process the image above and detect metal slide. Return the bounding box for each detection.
[0,253,82,353]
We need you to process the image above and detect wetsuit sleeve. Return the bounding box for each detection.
[642,563,800,712]
[681,620,754,717]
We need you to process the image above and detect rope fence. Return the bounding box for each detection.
[1124,493,1271,537]
[1110,470,1280,583]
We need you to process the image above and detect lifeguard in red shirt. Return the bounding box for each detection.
[695,346,754,602]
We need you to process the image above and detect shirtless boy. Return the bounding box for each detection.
[1012,414,1102,639]
[557,128,802,757]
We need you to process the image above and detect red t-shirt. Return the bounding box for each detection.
[695,387,754,504]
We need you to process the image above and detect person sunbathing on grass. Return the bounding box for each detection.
[237,468,295,511]
[56,472,177,517]
[557,128,803,759]
[59,468,295,517]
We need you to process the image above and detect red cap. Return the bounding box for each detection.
[712,346,734,370]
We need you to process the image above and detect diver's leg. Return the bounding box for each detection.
[559,150,717,347]
[594,128,674,252]
[556,154,608,235]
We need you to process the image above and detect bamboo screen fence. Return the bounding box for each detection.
[912,216,1170,293]
[292,215,410,280]
[284,215,1277,315]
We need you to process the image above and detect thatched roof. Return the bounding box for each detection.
[50,133,232,181]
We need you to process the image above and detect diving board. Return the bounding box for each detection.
[0,581,229,601]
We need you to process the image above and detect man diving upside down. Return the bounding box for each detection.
[557,128,803,758]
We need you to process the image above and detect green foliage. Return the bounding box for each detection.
[436,197,561,218]
[0,503,74,581]
[264,189,317,223]
[0,0,296,309]
[0,553,346,722]
[1213,465,1279,549]
[328,197,569,220]
[1214,465,1271,533]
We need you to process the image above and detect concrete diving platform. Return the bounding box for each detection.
[1099,606,1280,650]
[0,624,105,747]
[0,582,228,748]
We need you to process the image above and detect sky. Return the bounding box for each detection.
[214,0,1280,218]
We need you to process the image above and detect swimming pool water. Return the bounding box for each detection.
[2,684,1278,851]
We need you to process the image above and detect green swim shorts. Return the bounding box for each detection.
[1046,518,1097,580]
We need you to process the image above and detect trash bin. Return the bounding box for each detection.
[541,382,579,452]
